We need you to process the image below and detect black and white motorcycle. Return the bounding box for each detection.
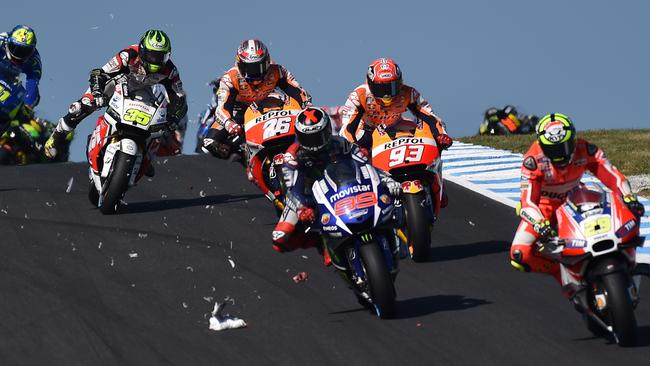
[87,75,172,214]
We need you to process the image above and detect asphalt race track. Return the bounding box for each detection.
[1,154,649,365]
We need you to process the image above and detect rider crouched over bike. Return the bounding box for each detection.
[340,58,452,207]
[272,107,402,265]
[45,29,188,170]
[510,113,645,282]
[201,39,311,160]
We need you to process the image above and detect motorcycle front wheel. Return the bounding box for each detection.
[597,272,637,346]
[99,151,135,215]
[402,191,433,262]
[360,242,396,319]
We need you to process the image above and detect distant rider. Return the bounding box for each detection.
[510,113,645,280]
[479,105,537,135]
[272,107,402,264]
[44,29,188,162]
[0,25,42,131]
[201,39,311,158]
[0,25,41,109]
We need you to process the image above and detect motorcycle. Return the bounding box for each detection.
[541,186,646,346]
[0,77,71,164]
[87,74,172,214]
[371,119,442,262]
[243,90,301,212]
[310,157,401,318]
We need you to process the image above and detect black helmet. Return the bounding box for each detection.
[295,107,332,152]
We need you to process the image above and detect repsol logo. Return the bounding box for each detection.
[384,137,424,149]
[254,110,293,123]
[329,185,371,202]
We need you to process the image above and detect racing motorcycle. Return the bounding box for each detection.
[371,119,442,262]
[539,187,646,346]
[87,74,173,214]
[0,77,70,164]
[243,90,301,212]
[311,157,401,318]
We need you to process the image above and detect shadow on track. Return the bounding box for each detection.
[120,193,262,214]
[632,325,650,347]
[427,240,510,262]
[396,294,491,319]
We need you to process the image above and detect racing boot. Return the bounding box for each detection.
[44,120,72,159]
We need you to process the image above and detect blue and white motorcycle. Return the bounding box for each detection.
[311,158,401,318]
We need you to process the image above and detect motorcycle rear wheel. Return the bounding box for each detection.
[99,151,135,215]
[403,192,432,262]
[360,242,396,319]
[599,272,637,346]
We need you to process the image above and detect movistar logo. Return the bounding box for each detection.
[329,185,371,202]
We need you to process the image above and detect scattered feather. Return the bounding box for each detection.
[66,177,74,193]
[208,298,247,331]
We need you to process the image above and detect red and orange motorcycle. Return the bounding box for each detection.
[371,119,443,262]
[243,90,301,213]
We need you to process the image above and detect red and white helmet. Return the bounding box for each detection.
[366,58,402,103]
[236,39,270,82]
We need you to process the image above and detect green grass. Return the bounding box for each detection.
[458,129,650,196]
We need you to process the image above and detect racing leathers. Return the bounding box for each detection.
[339,83,450,150]
[510,138,633,279]
[272,136,401,256]
[0,32,42,108]
[202,64,311,158]
[46,44,187,158]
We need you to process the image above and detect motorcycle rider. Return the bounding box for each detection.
[479,105,537,135]
[44,29,188,163]
[0,25,41,110]
[340,58,452,150]
[272,107,403,265]
[340,58,452,207]
[510,113,645,281]
[201,39,311,158]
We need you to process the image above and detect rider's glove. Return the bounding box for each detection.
[298,207,316,223]
[624,194,645,218]
[538,237,564,260]
[223,119,242,136]
[89,69,108,107]
[435,134,453,150]
[382,176,402,197]
[533,219,557,240]
[168,98,188,125]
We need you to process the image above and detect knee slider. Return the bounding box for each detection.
[510,249,531,272]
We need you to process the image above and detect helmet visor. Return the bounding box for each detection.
[7,43,34,60]
[142,49,169,66]
[297,128,331,152]
[238,59,269,81]
[368,80,402,99]
[540,139,575,165]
